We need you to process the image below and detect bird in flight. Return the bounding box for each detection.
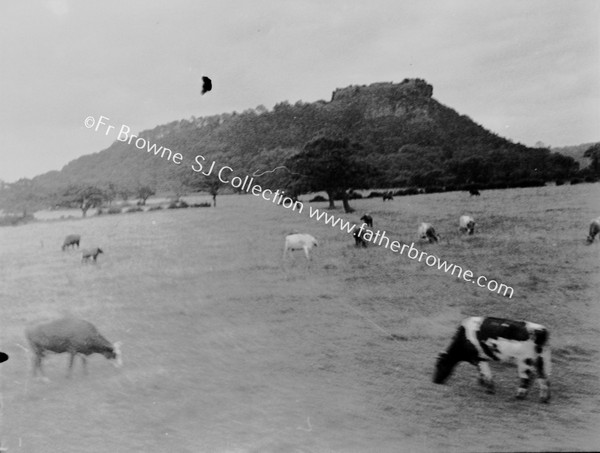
[201,76,212,95]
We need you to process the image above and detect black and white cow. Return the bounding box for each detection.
[433,316,551,402]
[459,215,476,235]
[360,213,373,228]
[353,228,368,248]
[418,222,439,243]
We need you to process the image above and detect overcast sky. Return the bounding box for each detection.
[0,0,598,182]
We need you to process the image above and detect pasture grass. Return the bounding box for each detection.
[0,183,599,452]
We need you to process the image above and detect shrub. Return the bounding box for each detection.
[190,202,211,208]
[107,207,122,215]
[367,191,383,198]
[309,195,327,202]
[126,206,143,213]
[555,180,564,186]
[167,201,189,209]
[0,214,34,227]
[148,205,163,211]
[570,178,581,185]
[424,185,444,194]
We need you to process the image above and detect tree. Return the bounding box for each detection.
[183,172,225,207]
[0,178,44,217]
[584,143,600,175]
[286,137,376,212]
[61,185,104,217]
[136,185,156,206]
[103,183,118,206]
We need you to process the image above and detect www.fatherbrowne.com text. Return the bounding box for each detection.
[85,115,514,298]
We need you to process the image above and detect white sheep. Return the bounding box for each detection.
[283,233,318,260]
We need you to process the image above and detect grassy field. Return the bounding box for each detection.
[1,183,599,452]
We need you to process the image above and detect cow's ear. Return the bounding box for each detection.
[437,351,448,359]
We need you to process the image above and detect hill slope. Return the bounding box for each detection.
[30,79,580,196]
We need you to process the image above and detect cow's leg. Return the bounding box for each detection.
[67,353,76,378]
[81,355,88,375]
[536,350,551,403]
[477,361,495,393]
[32,353,42,377]
[516,358,534,399]
[303,246,310,261]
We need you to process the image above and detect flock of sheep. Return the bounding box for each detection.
[22,204,600,402]
[61,234,103,263]
[22,234,116,381]
[283,213,477,260]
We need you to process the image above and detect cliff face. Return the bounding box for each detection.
[329,78,434,120]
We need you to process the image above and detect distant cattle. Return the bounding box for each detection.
[82,247,103,263]
[353,228,368,248]
[62,234,81,251]
[469,188,481,196]
[587,217,600,244]
[418,223,439,243]
[433,316,551,403]
[382,192,394,201]
[459,215,476,235]
[283,234,318,261]
[26,317,122,379]
[360,213,373,228]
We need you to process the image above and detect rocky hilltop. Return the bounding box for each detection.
[329,78,434,119]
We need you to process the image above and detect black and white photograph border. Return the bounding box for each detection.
[1,1,599,452]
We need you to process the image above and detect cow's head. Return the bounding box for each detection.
[97,248,104,254]
[433,351,458,384]
[586,235,594,244]
[105,341,123,367]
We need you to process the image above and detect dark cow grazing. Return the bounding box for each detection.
[353,228,368,248]
[82,247,103,263]
[586,217,600,244]
[382,192,394,201]
[469,188,481,196]
[433,316,551,403]
[418,222,439,243]
[360,213,373,228]
[62,234,81,251]
[26,317,122,379]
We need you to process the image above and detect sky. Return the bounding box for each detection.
[0,0,598,182]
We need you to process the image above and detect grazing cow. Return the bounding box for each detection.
[469,188,481,196]
[433,316,551,403]
[418,222,439,243]
[353,228,368,248]
[459,215,476,235]
[283,233,318,261]
[82,247,103,263]
[382,192,394,201]
[62,234,81,251]
[26,317,122,378]
[360,213,373,228]
[586,217,600,244]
